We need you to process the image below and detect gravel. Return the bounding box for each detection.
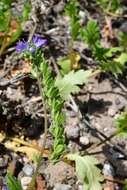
[53,183,72,190]
[22,164,34,177]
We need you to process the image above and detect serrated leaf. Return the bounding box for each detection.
[67,154,103,190]
[22,1,31,21]
[114,53,127,65]
[65,0,80,40]
[81,20,100,46]
[55,70,92,100]
[101,61,124,76]
[105,47,122,57]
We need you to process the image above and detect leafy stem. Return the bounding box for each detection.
[26,65,48,190]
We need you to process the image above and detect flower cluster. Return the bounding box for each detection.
[16,36,47,53]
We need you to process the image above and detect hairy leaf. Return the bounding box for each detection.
[55,70,92,100]
[67,154,103,190]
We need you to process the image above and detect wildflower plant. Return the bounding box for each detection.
[16,35,66,162]
[80,19,127,76]
[15,35,67,189]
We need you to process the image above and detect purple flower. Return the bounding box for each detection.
[16,41,28,52]
[2,185,10,190]
[29,47,36,53]
[32,36,47,48]
[16,36,47,53]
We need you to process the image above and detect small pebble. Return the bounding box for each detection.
[112,152,125,159]
[65,126,80,139]
[78,185,84,190]
[22,164,34,176]
[79,136,89,146]
[103,162,115,176]
[21,176,32,190]
[53,183,71,190]
[108,107,117,117]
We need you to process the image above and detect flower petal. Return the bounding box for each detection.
[16,41,28,52]
[29,47,36,53]
[32,36,47,48]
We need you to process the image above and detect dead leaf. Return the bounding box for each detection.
[0,132,6,142]
[36,176,46,190]
[14,146,41,160]
[11,59,31,77]
[69,50,80,70]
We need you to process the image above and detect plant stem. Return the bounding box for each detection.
[26,67,48,190]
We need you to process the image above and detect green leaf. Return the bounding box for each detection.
[67,154,103,190]
[105,47,122,57]
[114,53,127,65]
[22,1,31,21]
[65,0,79,19]
[81,20,100,47]
[55,70,92,100]
[6,172,23,190]
[115,112,127,136]
[0,10,10,32]
[71,20,80,41]
[101,61,125,76]
[57,57,71,74]
[65,0,80,41]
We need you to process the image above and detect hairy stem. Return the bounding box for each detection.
[26,67,48,190]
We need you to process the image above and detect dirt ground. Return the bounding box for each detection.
[0,0,127,190]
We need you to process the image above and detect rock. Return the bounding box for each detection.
[65,125,80,139]
[0,157,8,168]
[43,161,74,188]
[79,136,90,146]
[108,107,117,117]
[116,160,127,177]
[120,21,127,33]
[78,185,84,190]
[22,164,34,176]
[53,183,71,190]
[115,97,126,110]
[65,117,80,140]
[103,162,115,176]
[21,176,32,190]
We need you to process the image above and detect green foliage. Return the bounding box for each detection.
[22,1,31,21]
[57,57,71,74]
[81,19,127,76]
[119,32,127,51]
[123,179,127,190]
[0,0,31,52]
[55,70,92,100]
[115,112,127,136]
[96,0,121,12]
[6,172,23,190]
[65,0,80,41]
[67,154,103,190]
[81,20,100,47]
[31,53,66,162]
